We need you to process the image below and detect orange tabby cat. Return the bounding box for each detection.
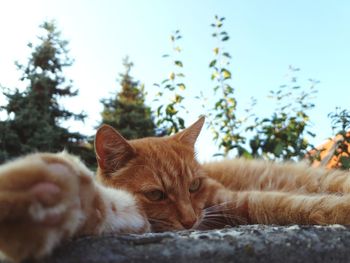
[96,116,350,232]
[0,152,149,262]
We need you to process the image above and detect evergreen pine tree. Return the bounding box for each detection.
[100,57,156,139]
[0,21,89,164]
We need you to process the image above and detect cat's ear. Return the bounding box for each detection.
[95,125,135,172]
[172,116,205,147]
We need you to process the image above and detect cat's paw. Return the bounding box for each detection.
[0,153,85,262]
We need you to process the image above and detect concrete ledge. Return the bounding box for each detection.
[30,225,350,263]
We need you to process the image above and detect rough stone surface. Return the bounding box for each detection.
[24,225,350,263]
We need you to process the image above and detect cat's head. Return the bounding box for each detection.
[95,117,209,232]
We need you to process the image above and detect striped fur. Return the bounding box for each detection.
[96,117,350,232]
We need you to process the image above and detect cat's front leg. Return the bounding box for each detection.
[205,186,350,226]
[77,181,150,236]
[0,152,149,262]
[0,153,86,262]
[242,191,350,225]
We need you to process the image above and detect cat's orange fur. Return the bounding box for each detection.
[3,117,350,261]
[95,117,350,232]
[0,152,149,262]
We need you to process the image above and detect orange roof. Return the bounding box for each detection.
[310,132,350,169]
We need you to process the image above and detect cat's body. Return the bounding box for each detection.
[0,152,149,262]
[203,158,350,226]
[3,116,350,261]
[204,158,350,194]
[95,117,350,231]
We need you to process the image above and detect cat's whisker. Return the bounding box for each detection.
[204,202,233,211]
[204,212,245,220]
[201,217,226,224]
[201,209,248,226]
[205,210,226,216]
[202,214,226,219]
[203,203,238,214]
[203,208,236,216]
[197,218,217,227]
[201,212,227,221]
[204,208,236,215]
[204,204,249,223]
[198,218,227,229]
[225,214,247,224]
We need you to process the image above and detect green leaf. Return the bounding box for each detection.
[165,104,177,116]
[209,60,217,68]
[174,60,183,67]
[164,84,172,90]
[174,94,184,103]
[222,52,231,58]
[221,69,231,79]
[241,149,253,159]
[157,105,163,116]
[340,156,350,169]
[177,83,186,90]
[176,73,185,78]
[178,117,185,128]
[273,143,284,156]
[222,36,229,41]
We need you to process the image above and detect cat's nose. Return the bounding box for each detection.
[180,218,196,229]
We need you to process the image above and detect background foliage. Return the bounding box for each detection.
[0,21,88,164]
[1,18,349,170]
[100,56,156,139]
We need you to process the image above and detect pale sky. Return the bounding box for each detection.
[0,1,349,161]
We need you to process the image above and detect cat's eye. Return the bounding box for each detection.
[144,190,166,201]
[189,178,201,193]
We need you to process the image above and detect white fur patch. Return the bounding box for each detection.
[29,202,67,222]
[96,184,148,234]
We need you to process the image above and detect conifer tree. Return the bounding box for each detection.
[0,21,88,164]
[100,57,156,139]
